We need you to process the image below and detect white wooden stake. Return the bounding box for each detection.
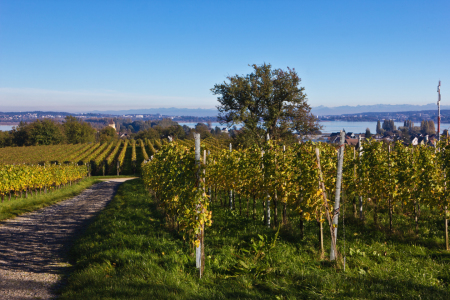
[330,130,345,261]
[194,133,203,277]
[229,143,233,209]
[266,133,270,227]
[358,135,363,220]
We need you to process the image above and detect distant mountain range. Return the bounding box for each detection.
[90,104,447,117]
[90,107,218,117]
[311,103,448,116]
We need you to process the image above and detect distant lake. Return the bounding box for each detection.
[178,121,450,134]
[0,125,14,131]
[177,122,243,129]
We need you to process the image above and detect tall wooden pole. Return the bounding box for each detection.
[194,133,203,278]
[229,143,233,210]
[266,133,271,228]
[315,148,337,258]
[358,135,364,221]
[388,145,393,234]
[330,130,345,261]
[446,134,449,251]
[438,81,441,141]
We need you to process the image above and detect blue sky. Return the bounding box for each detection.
[0,0,448,112]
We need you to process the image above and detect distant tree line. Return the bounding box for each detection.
[0,116,120,147]
[132,121,229,141]
[0,116,231,148]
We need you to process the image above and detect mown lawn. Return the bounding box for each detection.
[60,179,450,299]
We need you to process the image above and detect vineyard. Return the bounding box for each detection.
[4,134,450,298]
[142,133,450,275]
[0,138,166,199]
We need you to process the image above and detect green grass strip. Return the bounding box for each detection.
[60,179,450,299]
[0,177,100,221]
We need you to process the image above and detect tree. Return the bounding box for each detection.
[11,119,65,146]
[401,127,410,143]
[404,120,414,130]
[30,119,66,145]
[0,130,12,147]
[365,128,372,139]
[420,120,436,135]
[382,119,396,132]
[63,116,96,144]
[187,123,212,140]
[134,128,160,140]
[376,120,382,134]
[160,125,186,140]
[211,63,320,146]
[99,126,118,143]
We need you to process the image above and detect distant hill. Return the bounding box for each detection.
[90,107,218,117]
[90,104,447,117]
[311,103,449,116]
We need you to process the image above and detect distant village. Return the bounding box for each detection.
[304,131,440,147]
[304,119,443,146]
[318,109,450,123]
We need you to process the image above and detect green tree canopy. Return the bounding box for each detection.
[211,63,320,146]
[12,120,65,146]
[382,119,396,132]
[135,128,160,140]
[376,120,382,134]
[421,120,436,135]
[63,116,96,144]
[99,126,118,143]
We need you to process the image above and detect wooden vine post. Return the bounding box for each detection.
[330,130,345,261]
[266,133,271,228]
[229,143,233,210]
[353,146,357,218]
[315,147,337,258]
[446,133,449,251]
[194,133,205,277]
[261,149,266,225]
[358,134,363,221]
[282,145,287,225]
[207,150,211,203]
[388,144,393,234]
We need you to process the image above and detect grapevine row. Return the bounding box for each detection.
[0,163,88,199]
[143,137,450,251]
[140,139,149,160]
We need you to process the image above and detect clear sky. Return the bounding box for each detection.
[0,0,448,112]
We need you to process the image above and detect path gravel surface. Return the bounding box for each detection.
[0,179,134,299]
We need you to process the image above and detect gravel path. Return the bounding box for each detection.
[0,179,132,300]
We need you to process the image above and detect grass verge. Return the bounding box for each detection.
[0,177,100,221]
[60,179,450,299]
